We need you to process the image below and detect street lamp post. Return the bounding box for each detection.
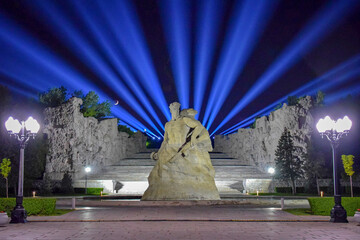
[5,116,40,223]
[316,116,352,223]
[84,166,91,194]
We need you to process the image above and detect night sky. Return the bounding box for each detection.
[0,0,360,136]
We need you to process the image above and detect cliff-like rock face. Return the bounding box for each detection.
[43,97,146,180]
[214,96,314,172]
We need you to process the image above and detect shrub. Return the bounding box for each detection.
[60,172,74,194]
[308,197,360,216]
[74,188,103,195]
[0,198,56,216]
[275,187,305,193]
[39,86,67,107]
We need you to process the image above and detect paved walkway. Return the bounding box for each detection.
[0,206,359,240]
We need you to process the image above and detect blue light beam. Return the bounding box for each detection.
[219,54,360,135]
[193,0,224,117]
[212,0,360,135]
[0,11,159,137]
[159,0,191,108]
[98,0,171,121]
[73,1,165,132]
[29,0,163,136]
[202,0,278,129]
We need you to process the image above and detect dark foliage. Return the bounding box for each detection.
[118,124,135,136]
[0,198,56,216]
[76,91,111,119]
[39,86,67,107]
[302,138,326,194]
[60,172,74,194]
[40,87,111,119]
[275,128,303,195]
[287,96,300,106]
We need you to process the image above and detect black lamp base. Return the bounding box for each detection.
[10,197,27,223]
[330,195,348,223]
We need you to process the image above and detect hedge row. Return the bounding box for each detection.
[308,197,360,216]
[74,188,103,195]
[275,187,305,193]
[0,198,56,216]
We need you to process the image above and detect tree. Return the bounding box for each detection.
[287,96,299,106]
[39,175,53,195]
[60,172,74,194]
[39,87,111,119]
[315,91,325,107]
[342,155,355,197]
[274,128,303,195]
[273,102,283,111]
[39,86,67,107]
[72,90,111,119]
[302,141,325,195]
[118,124,134,136]
[0,158,11,198]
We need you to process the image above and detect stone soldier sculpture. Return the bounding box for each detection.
[142,102,219,200]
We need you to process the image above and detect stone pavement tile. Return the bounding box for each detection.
[4,206,360,240]
[28,206,326,222]
[1,221,360,240]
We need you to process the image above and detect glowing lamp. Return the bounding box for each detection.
[316,116,351,133]
[5,115,39,223]
[334,116,352,132]
[267,167,275,174]
[5,117,22,134]
[85,167,91,173]
[316,116,334,133]
[316,115,351,223]
[25,117,40,134]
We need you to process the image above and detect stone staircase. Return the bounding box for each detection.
[75,149,273,194]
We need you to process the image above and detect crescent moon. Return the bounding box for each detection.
[115,100,119,105]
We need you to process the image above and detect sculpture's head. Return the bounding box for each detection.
[169,102,181,120]
[180,108,198,119]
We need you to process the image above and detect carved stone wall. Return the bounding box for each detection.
[214,96,314,172]
[43,97,146,180]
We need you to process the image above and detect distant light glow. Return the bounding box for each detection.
[268,167,275,174]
